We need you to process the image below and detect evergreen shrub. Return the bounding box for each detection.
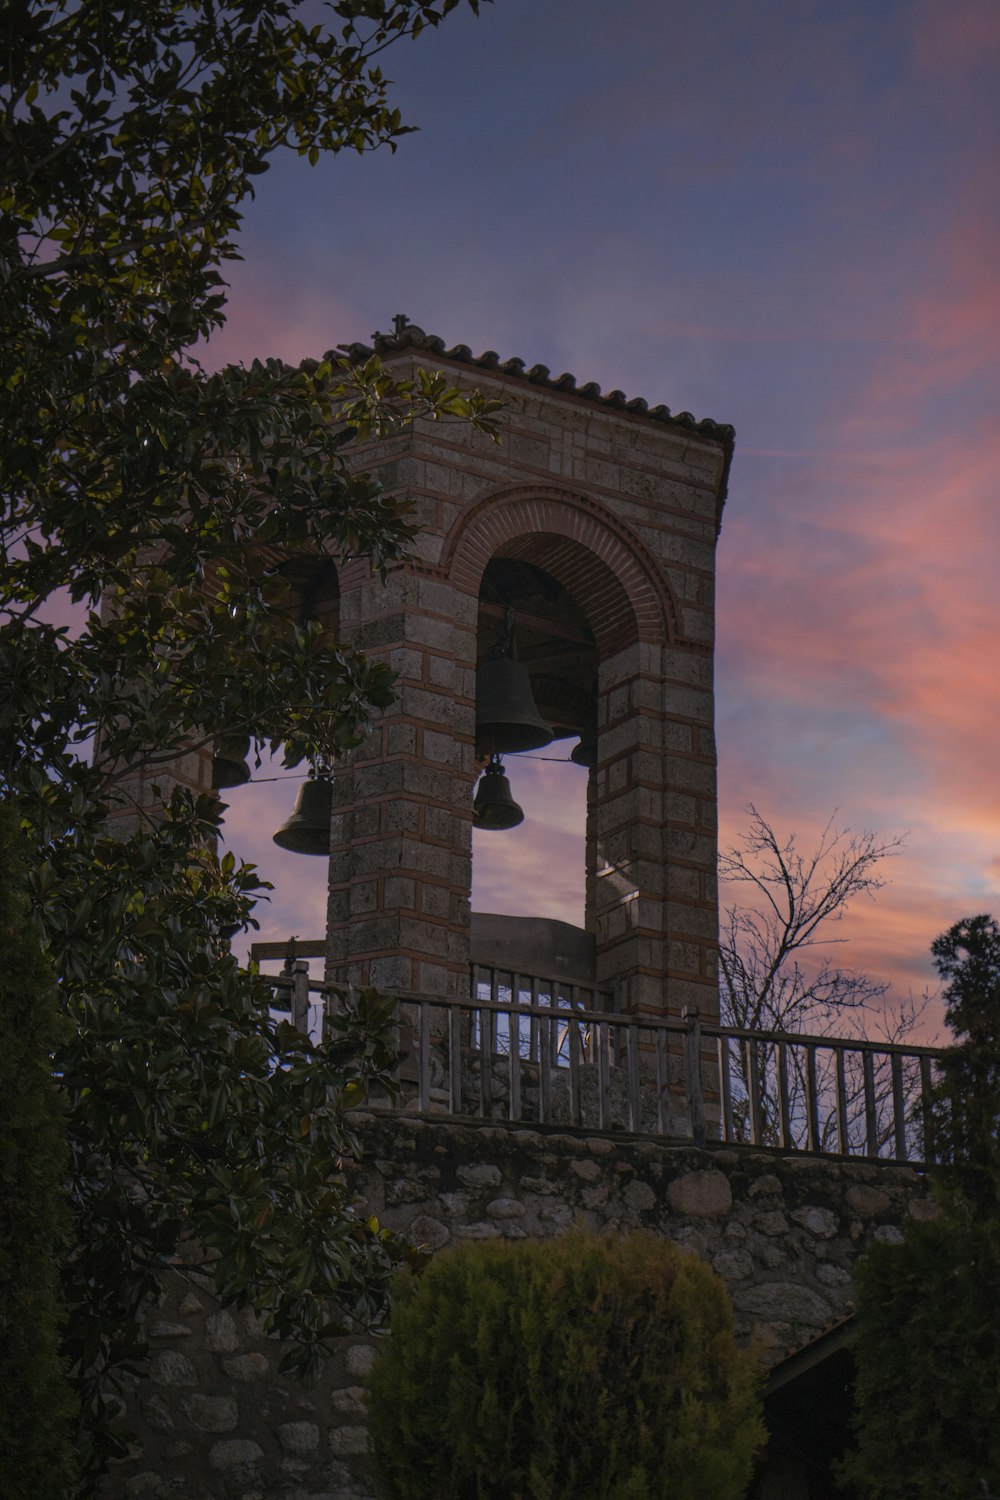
[366,1229,762,1500]
[843,1216,1000,1499]
[843,915,1000,1498]
[0,802,77,1497]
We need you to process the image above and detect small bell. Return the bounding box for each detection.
[473,756,524,832]
[212,734,251,789]
[272,773,333,855]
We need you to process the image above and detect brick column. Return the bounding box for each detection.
[591,634,718,1020]
[593,642,668,1014]
[325,562,478,996]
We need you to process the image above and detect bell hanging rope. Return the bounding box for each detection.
[473,755,524,831]
[475,607,552,756]
[272,767,333,856]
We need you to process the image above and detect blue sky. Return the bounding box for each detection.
[215,0,1000,1020]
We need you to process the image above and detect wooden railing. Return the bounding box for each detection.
[260,962,942,1167]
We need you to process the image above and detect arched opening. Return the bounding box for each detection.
[470,529,652,997]
[217,554,343,980]
[443,490,684,1010]
[212,554,342,789]
[472,557,597,956]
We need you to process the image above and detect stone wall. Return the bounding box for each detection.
[325,328,731,1019]
[104,1116,936,1500]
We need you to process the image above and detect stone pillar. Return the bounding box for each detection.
[325,561,478,996]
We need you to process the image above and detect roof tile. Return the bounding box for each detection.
[333,322,735,446]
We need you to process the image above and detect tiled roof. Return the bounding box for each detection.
[334,321,735,446]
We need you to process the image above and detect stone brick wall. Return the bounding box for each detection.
[104,1116,935,1500]
[327,333,732,1019]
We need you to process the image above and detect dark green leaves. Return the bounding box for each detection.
[2,1,491,1491]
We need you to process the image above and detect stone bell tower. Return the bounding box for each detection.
[323,323,732,1021]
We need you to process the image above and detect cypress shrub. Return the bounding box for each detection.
[842,1217,1000,1498]
[366,1230,762,1500]
[0,801,77,1497]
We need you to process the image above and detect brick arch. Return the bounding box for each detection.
[441,486,679,653]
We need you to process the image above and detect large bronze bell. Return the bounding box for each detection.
[476,652,553,756]
[475,607,552,756]
[476,656,553,754]
[272,775,333,855]
[212,734,252,790]
[473,756,524,831]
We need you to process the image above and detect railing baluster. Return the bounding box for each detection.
[777,1041,791,1150]
[478,997,491,1119]
[719,1035,735,1143]
[891,1053,906,1161]
[835,1048,849,1154]
[487,965,501,1059]
[683,1008,706,1148]
[748,1041,763,1145]
[919,1055,935,1164]
[568,1012,582,1126]
[509,1010,521,1122]
[598,1017,612,1131]
[863,1049,877,1157]
[538,999,552,1125]
[418,1003,431,1112]
[448,1005,462,1116]
[527,974,539,1062]
[290,959,311,1037]
[656,1029,669,1137]
[626,1022,641,1133]
[804,1045,819,1153]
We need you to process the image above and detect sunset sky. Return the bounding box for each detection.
[216,0,1000,1028]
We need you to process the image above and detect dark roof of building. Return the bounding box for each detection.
[767,1316,857,1395]
[333,321,736,447]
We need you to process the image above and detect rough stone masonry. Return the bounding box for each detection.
[104,1115,936,1500]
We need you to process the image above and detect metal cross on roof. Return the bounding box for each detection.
[370,313,410,342]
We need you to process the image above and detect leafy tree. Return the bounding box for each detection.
[927,913,1000,1216]
[1,0,497,1488]
[367,1231,763,1500]
[844,916,1000,1499]
[845,1216,1000,1500]
[0,801,77,1500]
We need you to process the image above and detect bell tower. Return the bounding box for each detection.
[321,324,732,1021]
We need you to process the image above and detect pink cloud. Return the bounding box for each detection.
[912,0,1000,76]
[199,271,372,372]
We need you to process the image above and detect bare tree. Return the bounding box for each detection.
[719,806,904,1034]
[718,808,932,1153]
